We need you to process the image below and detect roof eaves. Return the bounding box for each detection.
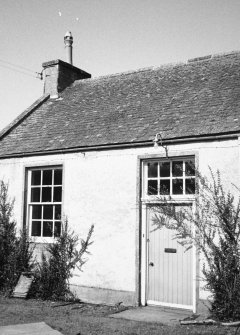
[0,132,239,160]
[0,94,50,141]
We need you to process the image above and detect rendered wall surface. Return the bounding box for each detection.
[0,138,238,306]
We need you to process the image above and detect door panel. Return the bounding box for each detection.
[147,205,193,308]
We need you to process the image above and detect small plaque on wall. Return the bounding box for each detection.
[12,273,34,298]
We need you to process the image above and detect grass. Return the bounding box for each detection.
[0,296,238,335]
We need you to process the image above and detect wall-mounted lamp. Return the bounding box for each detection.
[153,133,161,148]
[153,132,169,158]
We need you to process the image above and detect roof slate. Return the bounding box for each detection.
[1,51,240,157]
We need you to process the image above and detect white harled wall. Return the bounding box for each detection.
[0,138,239,306]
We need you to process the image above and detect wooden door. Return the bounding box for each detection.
[147,205,193,309]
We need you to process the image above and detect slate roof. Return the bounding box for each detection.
[1,51,240,158]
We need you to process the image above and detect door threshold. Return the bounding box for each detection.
[147,300,193,311]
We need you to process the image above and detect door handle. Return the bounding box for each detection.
[149,262,154,267]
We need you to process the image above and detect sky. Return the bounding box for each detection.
[1,0,240,130]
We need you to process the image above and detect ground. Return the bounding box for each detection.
[0,296,238,335]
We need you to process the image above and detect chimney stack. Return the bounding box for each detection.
[64,31,73,65]
[42,32,91,98]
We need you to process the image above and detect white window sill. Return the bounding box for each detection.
[141,195,196,203]
[29,236,57,244]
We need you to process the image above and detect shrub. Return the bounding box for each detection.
[152,169,240,321]
[0,181,34,294]
[31,219,94,301]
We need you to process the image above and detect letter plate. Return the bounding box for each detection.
[164,248,177,253]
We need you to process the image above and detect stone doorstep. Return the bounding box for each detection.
[0,322,63,335]
[110,306,194,324]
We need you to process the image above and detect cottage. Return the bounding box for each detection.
[0,33,240,313]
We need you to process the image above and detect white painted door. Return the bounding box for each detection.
[147,205,193,309]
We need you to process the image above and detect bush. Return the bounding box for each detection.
[31,219,94,301]
[152,169,240,321]
[202,180,240,321]
[0,181,34,294]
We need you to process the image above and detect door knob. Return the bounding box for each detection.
[149,262,154,266]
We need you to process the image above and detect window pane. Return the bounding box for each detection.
[54,221,61,237]
[43,205,53,219]
[31,188,41,202]
[31,170,41,186]
[43,221,53,237]
[31,221,41,236]
[42,187,52,202]
[160,162,170,177]
[148,162,158,178]
[55,205,62,220]
[43,170,52,185]
[186,178,195,194]
[186,160,195,176]
[172,161,183,177]
[172,179,183,194]
[53,187,62,202]
[32,205,42,219]
[147,180,158,195]
[54,170,62,185]
[160,180,170,195]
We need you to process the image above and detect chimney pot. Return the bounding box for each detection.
[64,31,73,65]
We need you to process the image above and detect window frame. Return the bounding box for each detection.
[142,156,196,201]
[26,166,63,243]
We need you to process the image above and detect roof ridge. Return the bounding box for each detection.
[74,62,183,85]
[73,50,240,85]
[188,50,240,63]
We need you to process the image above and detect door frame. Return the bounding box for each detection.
[138,153,200,313]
